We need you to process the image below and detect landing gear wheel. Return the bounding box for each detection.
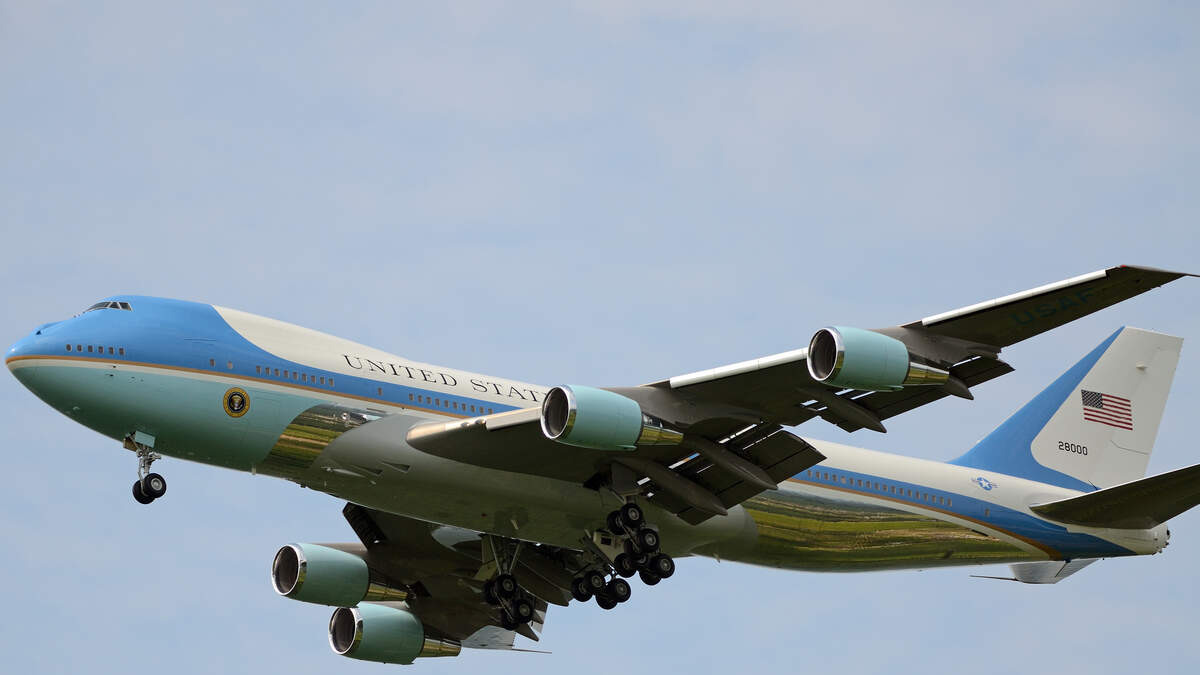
[613,553,638,578]
[595,594,618,610]
[483,580,501,605]
[618,502,644,529]
[495,573,518,599]
[141,473,167,499]
[634,527,660,553]
[583,570,607,595]
[132,480,154,504]
[512,598,535,624]
[606,578,632,604]
[648,553,675,579]
[606,510,623,533]
[571,577,593,602]
[638,569,661,586]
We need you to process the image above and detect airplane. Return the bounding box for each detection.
[6,264,1199,665]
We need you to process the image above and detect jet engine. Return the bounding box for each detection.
[271,543,409,607]
[807,326,949,391]
[328,605,461,664]
[540,385,684,451]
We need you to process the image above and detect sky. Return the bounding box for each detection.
[1,2,1198,673]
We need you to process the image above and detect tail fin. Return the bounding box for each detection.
[950,327,1182,491]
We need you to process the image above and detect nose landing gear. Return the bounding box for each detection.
[126,434,167,505]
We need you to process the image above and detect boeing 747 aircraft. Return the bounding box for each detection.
[7,265,1199,664]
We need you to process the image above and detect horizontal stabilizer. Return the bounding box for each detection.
[972,559,1098,584]
[1031,463,1200,529]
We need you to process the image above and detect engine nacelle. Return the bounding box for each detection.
[540,385,683,451]
[271,543,408,607]
[807,326,949,391]
[328,605,461,664]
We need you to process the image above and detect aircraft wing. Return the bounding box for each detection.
[340,502,579,645]
[651,264,1191,434]
[406,265,1192,525]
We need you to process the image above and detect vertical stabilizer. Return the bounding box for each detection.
[951,327,1182,491]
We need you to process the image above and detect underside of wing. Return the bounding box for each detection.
[341,503,581,643]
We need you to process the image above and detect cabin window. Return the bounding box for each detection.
[66,344,71,351]
[470,405,476,413]
[291,372,297,380]
[87,345,93,353]
[118,348,125,356]
[255,366,261,374]
[453,402,459,410]
[320,376,325,385]
[227,361,233,370]
[301,373,308,382]
[328,377,334,387]
[377,387,382,396]
[97,345,104,353]
[209,358,215,367]
[107,347,113,354]
[488,408,494,414]
[273,368,279,377]
[408,394,414,401]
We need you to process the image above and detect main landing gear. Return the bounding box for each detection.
[480,538,538,630]
[127,436,167,505]
[570,502,675,610]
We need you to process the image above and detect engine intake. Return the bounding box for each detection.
[272,543,408,607]
[807,326,949,391]
[540,385,683,451]
[329,605,461,664]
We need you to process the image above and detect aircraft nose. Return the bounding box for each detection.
[7,331,43,375]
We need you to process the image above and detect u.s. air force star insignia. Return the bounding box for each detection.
[223,387,250,418]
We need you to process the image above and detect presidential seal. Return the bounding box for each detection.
[223,387,250,418]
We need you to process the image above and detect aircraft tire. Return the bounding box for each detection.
[141,473,167,499]
[132,480,154,504]
[649,553,675,579]
[618,503,644,529]
[614,553,638,578]
[571,577,592,602]
[606,578,632,604]
[495,573,518,599]
[634,527,660,553]
[513,598,535,623]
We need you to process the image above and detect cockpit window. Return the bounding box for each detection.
[82,301,133,313]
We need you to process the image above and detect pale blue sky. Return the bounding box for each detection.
[2,3,1198,673]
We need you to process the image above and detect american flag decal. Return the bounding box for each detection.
[1080,390,1133,430]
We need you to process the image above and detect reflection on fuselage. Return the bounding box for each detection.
[731,485,1039,571]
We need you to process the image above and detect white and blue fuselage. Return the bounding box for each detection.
[6,296,1167,572]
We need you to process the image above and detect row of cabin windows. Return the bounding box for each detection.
[806,469,952,507]
[67,344,125,356]
[249,363,334,387]
[400,390,493,415]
